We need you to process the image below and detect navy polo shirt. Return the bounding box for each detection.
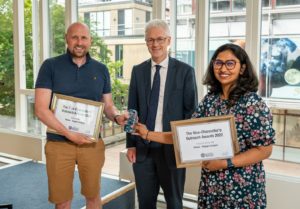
[35,50,111,141]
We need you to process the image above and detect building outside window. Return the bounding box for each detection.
[171,0,196,67]
[85,11,111,37]
[276,0,300,7]
[210,0,231,12]
[118,9,132,36]
[209,0,246,60]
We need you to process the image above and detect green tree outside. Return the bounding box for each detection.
[0,0,128,116]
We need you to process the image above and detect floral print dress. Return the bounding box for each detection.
[192,92,275,209]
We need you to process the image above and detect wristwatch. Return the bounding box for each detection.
[226,158,235,169]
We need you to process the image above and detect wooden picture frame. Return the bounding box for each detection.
[170,115,239,168]
[47,93,104,142]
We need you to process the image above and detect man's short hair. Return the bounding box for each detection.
[145,19,170,37]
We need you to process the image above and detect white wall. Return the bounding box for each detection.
[0,129,43,161]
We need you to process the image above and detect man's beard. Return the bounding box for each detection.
[70,46,87,58]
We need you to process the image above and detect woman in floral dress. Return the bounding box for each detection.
[133,43,275,208]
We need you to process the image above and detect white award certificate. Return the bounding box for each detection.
[47,93,104,141]
[171,115,239,168]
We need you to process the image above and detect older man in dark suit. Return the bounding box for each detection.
[126,19,198,209]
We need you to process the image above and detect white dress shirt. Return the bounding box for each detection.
[151,57,169,132]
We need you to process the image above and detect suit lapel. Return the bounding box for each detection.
[163,57,176,114]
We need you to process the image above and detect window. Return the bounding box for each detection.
[115,45,123,78]
[173,0,196,67]
[49,0,66,57]
[271,109,300,163]
[259,2,300,99]
[210,0,230,12]
[232,0,246,11]
[85,11,111,37]
[0,0,15,130]
[276,0,300,7]
[177,0,192,15]
[118,9,132,36]
[209,0,246,60]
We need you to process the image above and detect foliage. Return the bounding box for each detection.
[0,0,127,116]
[0,0,15,115]
[90,34,128,110]
[49,3,65,56]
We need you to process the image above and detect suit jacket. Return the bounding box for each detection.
[126,57,198,167]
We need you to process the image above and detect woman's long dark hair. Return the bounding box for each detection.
[203,43,259,105]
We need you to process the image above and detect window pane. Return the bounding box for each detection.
[210,0,230,12]
[276,0,300,7]
[27,95,42,135]
[259,2,300,99]
[174,0,195,67]
[49,0,65,57]
[24,0,34,89]
[262,0,270,7]
[285,147,300,163]
[271,109,300,162]
[209,0,246,60]
[124,9,132,35]
[78,0,152,110]
[285,115,300,148]
[0,0,15,130]
[233,0,246,11]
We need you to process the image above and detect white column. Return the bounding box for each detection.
[245,0,261,72]
[32,0,39,86]
[13,0,27,131]
[65,0,78,27]
[39,0,50,137]
[39,0,50,62]
[169,0,176,57]
[195,0,209,99]
[152,0,165,19]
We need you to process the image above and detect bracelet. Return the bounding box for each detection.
[113,115,121,125]
[146,130,150,141]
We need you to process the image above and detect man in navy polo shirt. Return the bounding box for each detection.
[35,22,127,209]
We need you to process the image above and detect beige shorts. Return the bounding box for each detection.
[45,139,105,204]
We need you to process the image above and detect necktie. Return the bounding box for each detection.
[146,65,161,132]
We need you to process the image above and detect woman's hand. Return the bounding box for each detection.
[202,159,227,171]
[132,123,149,139]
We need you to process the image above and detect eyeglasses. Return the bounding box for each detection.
[213,59,240,70]
[145,37,168,45]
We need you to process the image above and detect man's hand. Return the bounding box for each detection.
[115,113,129,126]
[65,131,93,145]
[126,148,136,163]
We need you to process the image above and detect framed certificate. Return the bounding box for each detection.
[47,93,104,142]
[170,115,240,168]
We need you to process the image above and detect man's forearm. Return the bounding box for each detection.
[35,108,69,137]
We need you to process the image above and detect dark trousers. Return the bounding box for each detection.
[133,147,185,209]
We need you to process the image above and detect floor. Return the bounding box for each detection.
[102,142,193,209]
[1,141,300,209]
[102,142,300,209]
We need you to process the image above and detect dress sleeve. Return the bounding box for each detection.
[242,93,275,147]
[191,96,208,118]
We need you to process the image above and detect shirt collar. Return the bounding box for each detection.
[66,49,91,65]
[151,56,169,70]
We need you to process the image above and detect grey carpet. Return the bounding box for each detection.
[0,162,134,209]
